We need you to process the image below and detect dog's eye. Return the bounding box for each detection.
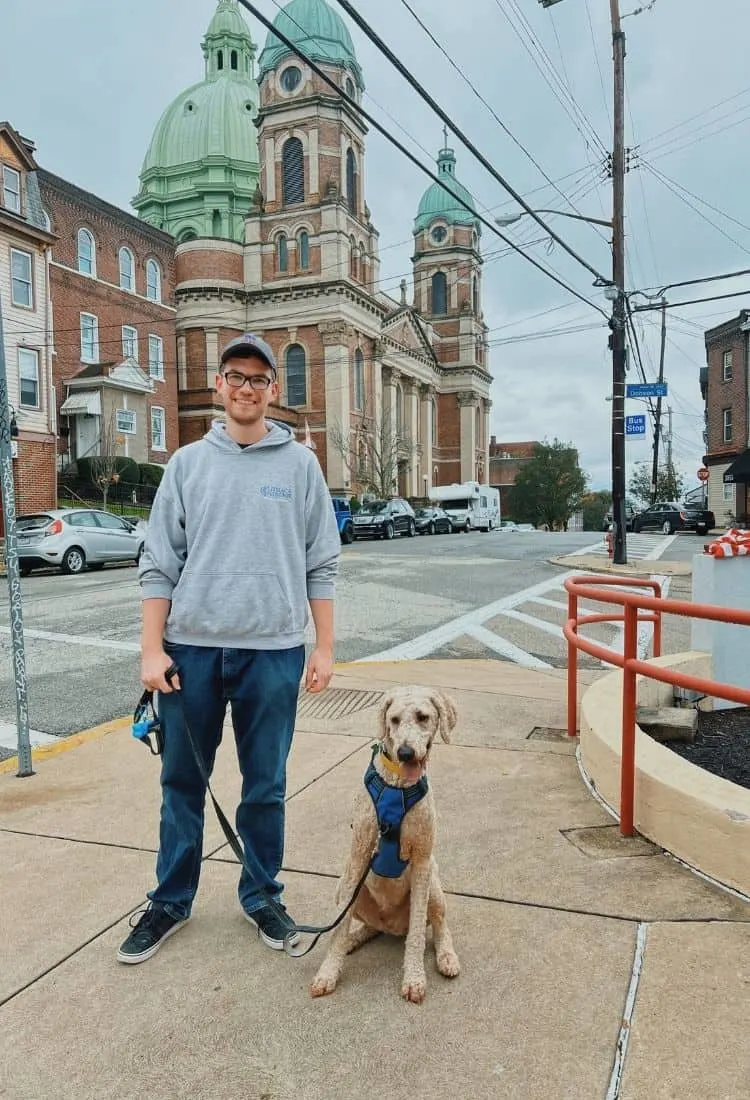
[391,716,400,726]
[416,712,429,723]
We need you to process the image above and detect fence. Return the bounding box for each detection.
[564,573,750,836]
[57,479,157,514]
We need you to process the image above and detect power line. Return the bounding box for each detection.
[643,163,750,236]
[642,160,750,257]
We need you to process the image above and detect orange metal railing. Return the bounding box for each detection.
[564,574,750,837]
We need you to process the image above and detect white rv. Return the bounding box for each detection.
[428,481,500,532]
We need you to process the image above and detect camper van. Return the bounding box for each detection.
[428,482,500,533]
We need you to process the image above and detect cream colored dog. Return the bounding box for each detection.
[311,685,460,1004]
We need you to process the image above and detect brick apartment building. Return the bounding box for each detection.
[0,123,57,522]
[488,438,537,515]
[702,310,750,525]
[38,172,179,477]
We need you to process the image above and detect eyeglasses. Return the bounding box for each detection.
[222,371,274,391]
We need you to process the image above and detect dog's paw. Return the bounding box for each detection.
[310,973,339,998]
[401,976,427,1004]
[436,950,460,978]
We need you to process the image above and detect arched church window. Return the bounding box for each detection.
[298,230,310,270]
[231,50,238,70]
[217,50,224,70]
[349,235,358,280]
[358,243,367,285]
[282,138,304,206]
[277,234,288,273]
[431,271,447,315]
[77,229,96,276]
[354,348,365,410]
[119,246,135,292]
[346,148,357,216]
[285,344,307,406]
[472,275,479,315]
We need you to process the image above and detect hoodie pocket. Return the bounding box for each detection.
[168,570,297,641]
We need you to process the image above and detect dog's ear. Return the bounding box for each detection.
[431,691,458,743]
[378,693,395,742]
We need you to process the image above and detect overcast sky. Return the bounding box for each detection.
[3,0,749,492]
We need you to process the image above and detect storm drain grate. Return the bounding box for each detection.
[297,688,384,721]
[527,726,569,742]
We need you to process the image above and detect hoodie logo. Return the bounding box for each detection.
[260,484,292,502]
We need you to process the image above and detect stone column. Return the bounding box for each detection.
[320,321,353,493]
[403,377,420,496]
[420,384,435,492]
[457,390,478,483]
[177,335,187,392]
[483,399,492,485]
[382,365,400,496]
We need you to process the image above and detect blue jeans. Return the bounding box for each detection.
[147,643,305,920]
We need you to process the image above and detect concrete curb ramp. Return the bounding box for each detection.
[579,650,750,898]
[550,554,692,577]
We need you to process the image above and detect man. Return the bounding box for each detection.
[117,333,340,964]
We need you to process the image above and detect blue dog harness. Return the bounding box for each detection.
[364,746,429,878]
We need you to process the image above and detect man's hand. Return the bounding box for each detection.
[141,650,180,693]
[305,647,334,694]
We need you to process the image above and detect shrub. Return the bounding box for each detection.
[76,456,140,485]
[138,463,165,487]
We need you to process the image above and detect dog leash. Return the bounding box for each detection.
[133,665,378,958]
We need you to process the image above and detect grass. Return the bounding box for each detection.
[57,497,152,518]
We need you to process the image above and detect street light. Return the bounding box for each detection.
[495,210,613,230]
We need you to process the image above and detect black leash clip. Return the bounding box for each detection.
[132,689,164,757]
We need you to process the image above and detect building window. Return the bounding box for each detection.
[122,326,138,361]
[151,406,166,451]
[359,243,367,284]
[282,138,304,205]
[285,344,307,406]
[724,481,735,504]
[3,166,21,214]
[722,350,733,382]
[354,348,365,410]
[350,235,358,280]
[80,313,99,363]
[218,50,224,70]
[10,248,33,308]
[119,246,135,291]
[723,407,733,443]
[148,335,164,380]
[277,233,288,272]
[281,65,302,93]
[472,275,479,315]
[146,259,161,302]
[231,49,238,70]
[298,230,310,270]
[18,347,40,408]
[431,271,447,315]
[77,229,96,276]
[346,148,357,216]
[116,409,136,435]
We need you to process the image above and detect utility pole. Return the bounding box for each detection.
[650,297,667,503]
[0,298,33,777]
[666,404,673,473]
[609,0,628,564]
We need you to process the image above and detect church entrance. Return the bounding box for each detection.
[398,460,408,499]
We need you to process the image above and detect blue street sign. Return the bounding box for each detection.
[625,414,647,437]
[626,382,667,399]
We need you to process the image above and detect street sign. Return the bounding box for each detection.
[626,382,667,399]
[625,414,647,438]
[697,468,709,482]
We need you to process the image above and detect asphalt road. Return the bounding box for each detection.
[0,525,702,745]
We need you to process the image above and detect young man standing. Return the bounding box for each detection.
[117,333,340,964]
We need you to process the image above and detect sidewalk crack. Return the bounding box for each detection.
[606,921,648,1099]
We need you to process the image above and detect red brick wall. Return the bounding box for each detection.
[705,324,747,459]
[176,247,243,285]
[12,436,56,517]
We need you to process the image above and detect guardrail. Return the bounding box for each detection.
[564,574,750,836]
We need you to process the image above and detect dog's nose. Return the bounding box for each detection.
[397,745,416,763]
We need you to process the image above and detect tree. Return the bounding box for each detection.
[581,490,612,531]
[509,439,587,530]
[329,395,417,499]
[91,410,122,510]
[629,461,684,508]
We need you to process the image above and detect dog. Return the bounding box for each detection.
[310,685,460,1004]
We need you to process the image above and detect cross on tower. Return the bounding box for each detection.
[442,124,449,148]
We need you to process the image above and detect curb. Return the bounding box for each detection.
[0,716,131,775]
[548,555,692,577]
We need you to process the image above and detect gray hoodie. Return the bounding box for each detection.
[138,420,340,650]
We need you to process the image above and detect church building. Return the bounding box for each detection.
[134,0,493,497]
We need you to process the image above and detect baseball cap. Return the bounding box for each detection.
[220,333,277,376]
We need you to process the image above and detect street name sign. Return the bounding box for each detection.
[626,383,667,399]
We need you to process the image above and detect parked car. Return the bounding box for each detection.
[499,520,519,533]
[352,498,416,540]
[414,506,453,535]
[602,506,637,532]
[16,508,146,576]
[330,496,354,544]
[631,501,715,536]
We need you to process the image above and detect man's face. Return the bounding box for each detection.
[216,354,278,425]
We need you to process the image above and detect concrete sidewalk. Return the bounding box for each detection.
[1,660,749,1099]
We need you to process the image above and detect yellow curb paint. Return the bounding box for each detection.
[0,716,131,775]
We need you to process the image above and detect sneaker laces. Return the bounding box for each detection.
[128,906,169,933]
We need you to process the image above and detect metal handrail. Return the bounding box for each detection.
[564,573,750,836]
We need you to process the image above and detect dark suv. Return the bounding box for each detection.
[632,501,715,536]
[352,498,416,540]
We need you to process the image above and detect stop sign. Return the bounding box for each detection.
[697,468,709,482]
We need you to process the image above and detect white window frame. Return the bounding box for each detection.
[10,248,33,308]
[116,409,136,435]
[18,347,40,409]
[77,228,96,277]
[80,312,100,364]
[3,166,21,214]
[723,407,733,443]
[119,246,135,292]
[724,481,735,504]
[146,259,161,303]
[122,325,139,361]
[150,406,166,452]
[148,334,164,380]
[722,350,733,382]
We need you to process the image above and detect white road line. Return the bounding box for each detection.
[494,606,573,640]
[0,626,139,653]
[527,596,569,611]
[642,532,677,559]
[464,625,553,670]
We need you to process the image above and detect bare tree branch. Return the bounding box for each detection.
[329,393,418,498]
[90,409,122,510]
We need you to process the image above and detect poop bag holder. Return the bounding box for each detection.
[131,689,164,757]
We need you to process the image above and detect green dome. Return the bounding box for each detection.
[206,0,250,37]
[258,0,364,90]
[414,148,480,234]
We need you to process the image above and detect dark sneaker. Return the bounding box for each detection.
[244,903,300,951]
[116,906,188,965]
